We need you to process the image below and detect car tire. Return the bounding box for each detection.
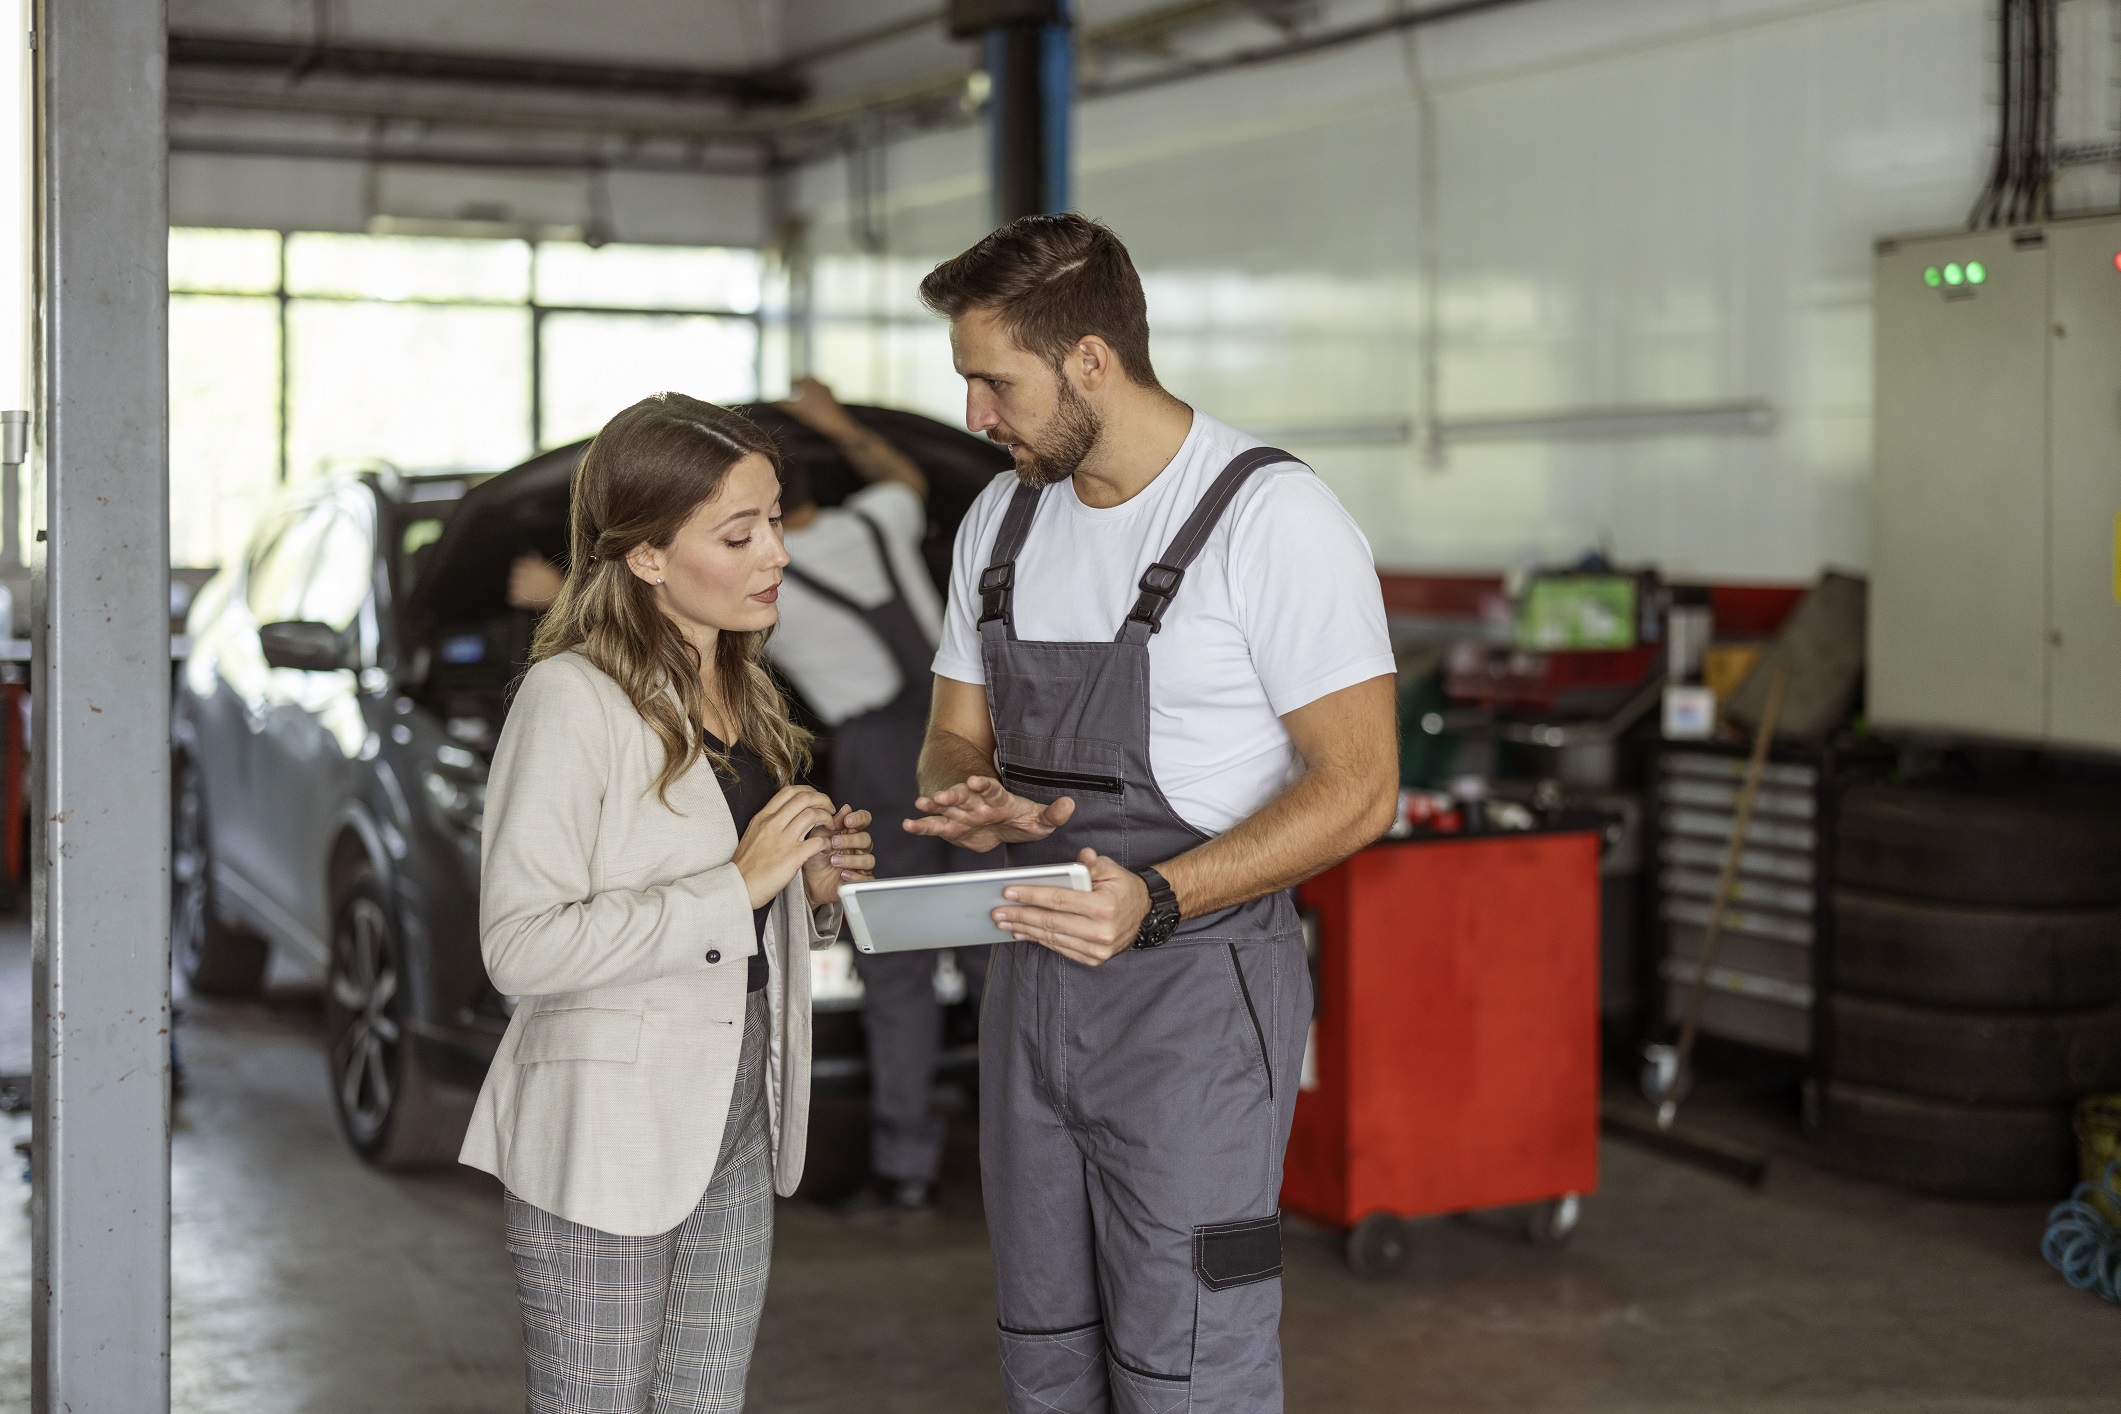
[324,862,470,1169]
[1809,1080,2076,1201]
[170,754,268,996]
[1833,890,2121,1012]
[1829,994,2121,1107]
[1835,782,2121,910]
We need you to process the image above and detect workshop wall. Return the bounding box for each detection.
[792,0,2018,582]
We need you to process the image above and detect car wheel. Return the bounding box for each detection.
[324,863,468,1169]
[170,754,267,996]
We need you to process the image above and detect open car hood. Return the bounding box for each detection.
[402,404,1011,644]
[400,438,585,643]
[739,402,1012,589]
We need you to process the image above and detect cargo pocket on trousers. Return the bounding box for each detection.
[1193,1213,1283,1291]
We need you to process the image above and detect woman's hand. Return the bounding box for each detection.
[804,805,875,907]
[732,786,837,910]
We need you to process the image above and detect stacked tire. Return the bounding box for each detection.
[1812,781,2121,1200]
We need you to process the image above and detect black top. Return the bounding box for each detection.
[706,730,777,992]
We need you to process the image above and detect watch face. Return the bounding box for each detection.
[1138,904,1181,947]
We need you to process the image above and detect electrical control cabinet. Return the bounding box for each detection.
[1871,215,2121,754]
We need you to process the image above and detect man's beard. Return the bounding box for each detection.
[1009,378,1102,488]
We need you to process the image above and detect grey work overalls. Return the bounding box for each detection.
[783,512,987,1184]
[976,447,1313,1414]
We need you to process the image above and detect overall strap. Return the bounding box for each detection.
[977,482,1045,635]
[1118,446,1302,646]
[779,559,864,616]
[782,510,907,617]
[852,510,908,606]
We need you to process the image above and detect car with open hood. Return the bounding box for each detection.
[171,403,1009,1167]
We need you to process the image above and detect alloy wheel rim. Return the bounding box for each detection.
[330,897,399,1144]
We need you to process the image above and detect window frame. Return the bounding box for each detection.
[169,228,769,498]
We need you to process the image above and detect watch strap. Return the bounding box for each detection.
[1134,867,1181,948]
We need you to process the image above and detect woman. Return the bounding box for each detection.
[460,392,875,1413]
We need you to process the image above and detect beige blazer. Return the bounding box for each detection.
[458,650,841,1237]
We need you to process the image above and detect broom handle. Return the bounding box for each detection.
[1670,663,1791,1091]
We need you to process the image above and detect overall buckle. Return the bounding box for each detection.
[979,564,1015,624]
[1124,562,1186,634]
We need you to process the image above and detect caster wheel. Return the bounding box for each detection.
[1345,1212,1409,1279]
[1527,1194,1582,1250]
[1640,1043,1692,1109]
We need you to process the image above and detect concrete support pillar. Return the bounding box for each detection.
[29,0,172,1407]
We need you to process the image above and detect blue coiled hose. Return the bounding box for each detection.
[2043,1159,2121,1305]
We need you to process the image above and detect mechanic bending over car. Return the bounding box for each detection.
[459,392,876,1414]
[766,373,991,1220]
[907,214,1399,1413]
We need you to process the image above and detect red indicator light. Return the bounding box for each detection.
[2113,251,2121,272]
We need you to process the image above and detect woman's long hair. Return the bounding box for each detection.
[530,392,811,804]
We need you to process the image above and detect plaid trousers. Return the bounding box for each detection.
[506,989,774,1413]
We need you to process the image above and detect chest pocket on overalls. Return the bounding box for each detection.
[994,728,1129,866]
[995,730,1125,800]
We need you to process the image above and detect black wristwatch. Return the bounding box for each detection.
[1133,867,1182,949]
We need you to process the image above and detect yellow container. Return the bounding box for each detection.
[1703,643,1765,702]
[2074,1094,2121,1221]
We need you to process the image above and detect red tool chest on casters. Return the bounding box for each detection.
[1285,830,1603,1275]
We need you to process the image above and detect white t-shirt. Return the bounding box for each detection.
[932,411,1395,835]
[771,481,943,726]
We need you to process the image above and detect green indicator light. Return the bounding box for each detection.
[1966,261,1986,284]
[1944,263,1964,285]
[1924,266,1942,287]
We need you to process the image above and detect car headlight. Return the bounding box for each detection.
[421,744,487,837]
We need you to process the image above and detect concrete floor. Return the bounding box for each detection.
[2,918,2116,1412]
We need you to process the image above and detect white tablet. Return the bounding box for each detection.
[841,863,1092,954]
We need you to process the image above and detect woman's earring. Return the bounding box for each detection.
[656,577,665,585]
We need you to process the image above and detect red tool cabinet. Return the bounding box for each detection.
[1284,830,1603,1275]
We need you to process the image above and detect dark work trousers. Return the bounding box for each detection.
[786,512,987,1188]
[973,449,1314,1413]
[850,943,990,1183]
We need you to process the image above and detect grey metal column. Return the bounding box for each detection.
[29,0,172,1409]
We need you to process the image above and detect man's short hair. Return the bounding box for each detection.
[919,213,1160,388]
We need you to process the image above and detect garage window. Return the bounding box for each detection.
[168,227,766,573]
[538,311,759,448]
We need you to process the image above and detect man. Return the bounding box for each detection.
[907,214,1398,1412]
[767,375,988,1218]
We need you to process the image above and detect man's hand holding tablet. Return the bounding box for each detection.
[840,862,1091,954]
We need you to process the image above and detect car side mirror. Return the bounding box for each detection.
[259,620,353,672]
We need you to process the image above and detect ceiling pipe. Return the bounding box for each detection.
[1085,0,1546,100]
[167,32,808,106]
[168,133,770,177]
[170,0,1554,169]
